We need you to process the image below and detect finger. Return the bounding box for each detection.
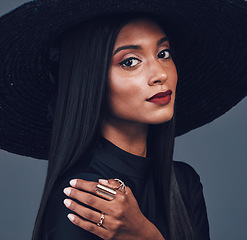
[67,213,108,239]
[98,179,120,189]
[96,179,129,200]
[113,179,127,194]
[64,187,111,213]
[70,179,98,193]
[70,178,119,201]
[64,198,122,232]
[69,179,115,200]
[70,179,116,201]
[99,179,127,195]
[113,186,132,202]
[124,186,132,195]
[95,187,116,201]
[64,199,111,226]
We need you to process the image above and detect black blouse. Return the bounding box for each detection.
[42,138,210,239]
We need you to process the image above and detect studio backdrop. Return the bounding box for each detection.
[0,1,246,240]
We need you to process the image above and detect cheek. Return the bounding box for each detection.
[108,70,143,102]
[109,81,142,115]
[107,71,145,120]
[110,80,140,97]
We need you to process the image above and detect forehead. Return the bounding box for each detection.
[115,19,166,45]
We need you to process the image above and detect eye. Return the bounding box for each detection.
[157,49,171,59]
[119,57,141,68]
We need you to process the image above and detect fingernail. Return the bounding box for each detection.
[67,214,75,222]
[64,199,71,207]
[99,179,109,185]
[64,188,71,196]
[70,179,77,187]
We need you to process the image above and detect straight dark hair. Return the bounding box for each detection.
[33,14,194,240]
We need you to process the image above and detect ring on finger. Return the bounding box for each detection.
[114,178,126,194]
[97,212,105,227]
[96,184,116,200]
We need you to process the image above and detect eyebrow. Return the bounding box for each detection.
[113,45,141,56]
[157,36,168,46]
[112,36,169,56]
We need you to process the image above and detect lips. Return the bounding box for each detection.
[147,90,172,105]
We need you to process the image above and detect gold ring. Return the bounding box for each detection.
[97,212,105,227]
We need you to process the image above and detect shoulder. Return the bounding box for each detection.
[173,161,201,192]
[173,160,199,178]
[173,161,210,239]
[172,161,203,209]
[42,152,102,240]
[47,171,102,212]
[42,170,102,239]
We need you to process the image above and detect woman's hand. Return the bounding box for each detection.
[63,179,165,240]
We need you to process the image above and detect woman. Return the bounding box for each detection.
[36,15,208,240]
[0,1,247,240]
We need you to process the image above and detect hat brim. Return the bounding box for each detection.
[0,0,247,159]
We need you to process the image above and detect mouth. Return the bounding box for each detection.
[146,90,172,105]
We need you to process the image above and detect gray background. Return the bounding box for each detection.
[0,1,246,239]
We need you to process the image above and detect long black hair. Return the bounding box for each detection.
[33,14,194,240]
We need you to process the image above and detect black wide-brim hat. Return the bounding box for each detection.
[0,0,247,160]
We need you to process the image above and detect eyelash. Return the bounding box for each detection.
[158,49,171,59]
[119,57,141,68]
[119,49,171,69]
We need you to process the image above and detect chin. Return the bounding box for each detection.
[146,113,174,125]
[147,108,174,124]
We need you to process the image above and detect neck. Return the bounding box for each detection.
[102,118,148,157]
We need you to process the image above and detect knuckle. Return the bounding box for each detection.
[103,179,117,189]
[114,208,124,219]
[117,194,126,203]
[77,179,92,189]
[84,211,93,220]
[126,186,132,194]
[112,220,122,231]
[85,195,95,205]
[92,183,98,192]
[77,181,84,188]
[110,179,119,187]
[84,223,95,232]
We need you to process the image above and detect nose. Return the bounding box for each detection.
[148,60,168,86]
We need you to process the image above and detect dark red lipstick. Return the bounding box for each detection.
[147,90,172,105]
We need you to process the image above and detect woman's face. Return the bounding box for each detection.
[107,19,177,126]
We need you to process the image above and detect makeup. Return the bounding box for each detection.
[147,90,172,105]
